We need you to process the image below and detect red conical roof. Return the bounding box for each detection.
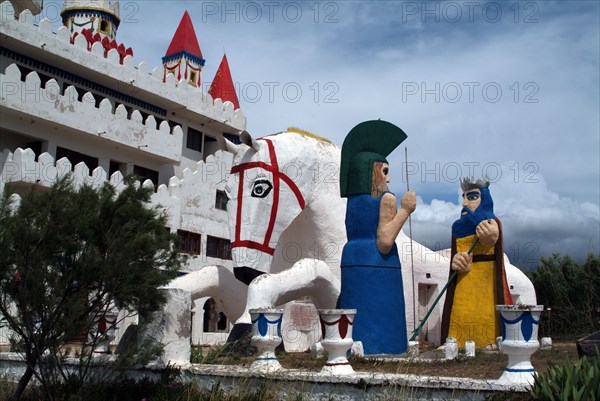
[164,11,202,59]
[209,54,240,110]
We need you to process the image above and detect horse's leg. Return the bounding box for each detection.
[240,258,341,322]
[142,266,248,364]
[165,265,248,322]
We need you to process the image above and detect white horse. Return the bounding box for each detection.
[169,131,346,321]
[222,131,347,316]
[156,130,535,364]
[153,131,347,362]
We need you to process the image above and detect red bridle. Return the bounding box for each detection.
[230,138,305,255]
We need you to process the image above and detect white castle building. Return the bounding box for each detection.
[0,0,536,356]
[0,0,245,347]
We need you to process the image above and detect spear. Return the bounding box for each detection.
[405,147,416,331]
[409,237,479,342]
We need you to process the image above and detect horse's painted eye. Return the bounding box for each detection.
[251,179,273,198]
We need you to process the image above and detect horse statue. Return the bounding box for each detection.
[150,129,535,364]
[150,130,347,362]
[220,130,348,316]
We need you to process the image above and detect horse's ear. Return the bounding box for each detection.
[217,135,239,154]
[240,130,260,150]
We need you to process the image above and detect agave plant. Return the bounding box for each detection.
[531,347,600,401]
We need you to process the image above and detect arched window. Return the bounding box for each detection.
[217,312,227,331]
[99,19,109,34]
[189,71,197,86]
[203,299,217,332]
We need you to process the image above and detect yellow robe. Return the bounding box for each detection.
[447,234,499,348]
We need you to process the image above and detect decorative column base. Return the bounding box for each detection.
[496,305,543,385]
[319,309,356,376]
[249,308,284,373]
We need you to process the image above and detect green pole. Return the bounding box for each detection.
[409,238,479,342]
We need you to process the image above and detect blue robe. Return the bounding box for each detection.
[338,193,408,355]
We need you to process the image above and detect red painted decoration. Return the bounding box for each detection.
[230,139,305,255]
[164,11,203,59]
[71,29,133,64]
[208,54,240,109]
[320,314,354,340]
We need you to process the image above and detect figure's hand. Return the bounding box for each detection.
[476,219,499,247]
[400,191,417,214]
[452,252,472,273]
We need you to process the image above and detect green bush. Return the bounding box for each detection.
[528,253,600,339]
[531,350,600,401]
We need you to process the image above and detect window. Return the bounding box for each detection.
[217,312,227,330]
[177,230,201,255]
[189,71,197,86]
[26,141,43,162]
[56,146,98,175]
[206,236,232,260]
[109,160,125,179]
[133,165,159,187]
[186,127,203,152]
[202,300,228,332]
[223,133,242,145]
[99,19,109,34]
[215,190,228,211]
[203,135,216,146]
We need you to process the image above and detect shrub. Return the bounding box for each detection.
[530,349,600,401]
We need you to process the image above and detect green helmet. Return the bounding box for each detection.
[340,120,408,197]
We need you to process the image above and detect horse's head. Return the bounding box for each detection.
[222,131,316,284]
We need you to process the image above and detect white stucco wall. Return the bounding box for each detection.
[0,4,246,133]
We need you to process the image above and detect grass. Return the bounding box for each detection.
[0,343,581,401]
[194,341,579,380]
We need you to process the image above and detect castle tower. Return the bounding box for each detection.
[208,54,240,110]
[61,0,120,40]
[162,11,205,87]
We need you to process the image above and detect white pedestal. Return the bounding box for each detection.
[319,309,356,375]
[250,308,284,373]
[496,305,543,386]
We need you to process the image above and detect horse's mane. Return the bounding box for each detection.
[264,127,333,144]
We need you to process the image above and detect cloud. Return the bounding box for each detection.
[410,162,600,268]
[40,0,598,266]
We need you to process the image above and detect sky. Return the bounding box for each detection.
[40,1,600,268]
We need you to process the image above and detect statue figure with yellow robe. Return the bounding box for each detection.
[441,177,513,349]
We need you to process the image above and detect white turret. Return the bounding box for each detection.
[61,0,120,40]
